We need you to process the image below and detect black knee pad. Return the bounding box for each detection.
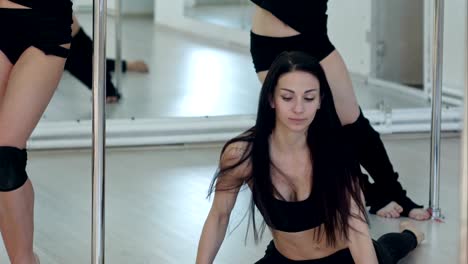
[0,147,29,192]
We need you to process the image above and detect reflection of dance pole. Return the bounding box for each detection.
[429,0,444,220]
[92,0,107,263]
[115,0,122,90]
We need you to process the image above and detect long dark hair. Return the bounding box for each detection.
[208,51,367,247]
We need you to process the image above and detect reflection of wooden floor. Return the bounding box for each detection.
[43,14,431,122]
[0,136,461,263]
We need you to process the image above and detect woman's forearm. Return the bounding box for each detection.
[196,210,230,264]
[348,193,379,264]
[348,235,378,264]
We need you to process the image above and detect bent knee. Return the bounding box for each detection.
[0,146,28,192]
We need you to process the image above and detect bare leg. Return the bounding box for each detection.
[0,50,37,264]
[0,180,35,264]
[0,50,12,100]
[0,44,69,264]
[0,46,69,146]
[318,51,360,125]
[71,14,81,37]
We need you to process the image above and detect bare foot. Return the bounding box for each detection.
[400,221,425,245]
[408,208,431,221]
[127,60,149,73]
[376,201,403,218]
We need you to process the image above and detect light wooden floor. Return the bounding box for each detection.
[0,135,462,263]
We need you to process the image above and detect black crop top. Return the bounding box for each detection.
[262,186,326,233]
[250,0,329,35]
[10,0,73,9]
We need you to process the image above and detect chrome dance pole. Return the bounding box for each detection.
[428,0,445,220]
[92,0,107,262]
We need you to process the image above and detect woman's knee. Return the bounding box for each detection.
[0,146,28,192]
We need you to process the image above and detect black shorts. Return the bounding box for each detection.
[255,241,354,264]
[250,0,329,35]
[250,31,335,73]
[255,234,417,264]
[0,0,73,64]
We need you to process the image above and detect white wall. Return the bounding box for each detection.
[442,0,466,95]
[185,0,196,8]
[74,0,154,15]
[327,0,372,75]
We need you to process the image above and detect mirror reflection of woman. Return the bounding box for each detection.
[196,51,424,264]
[67,14,149,103]
[0,0,73,263]
[249,0,430,220]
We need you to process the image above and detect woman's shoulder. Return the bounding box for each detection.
[222,127,254,154]
[219,129,255,175]
[221,140,252,164]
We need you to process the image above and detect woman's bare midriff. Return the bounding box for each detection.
[0,0,31,9]
[251,4,300,37]
[271,226,349,260]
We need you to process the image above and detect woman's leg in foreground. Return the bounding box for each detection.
[0,44,69,264]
